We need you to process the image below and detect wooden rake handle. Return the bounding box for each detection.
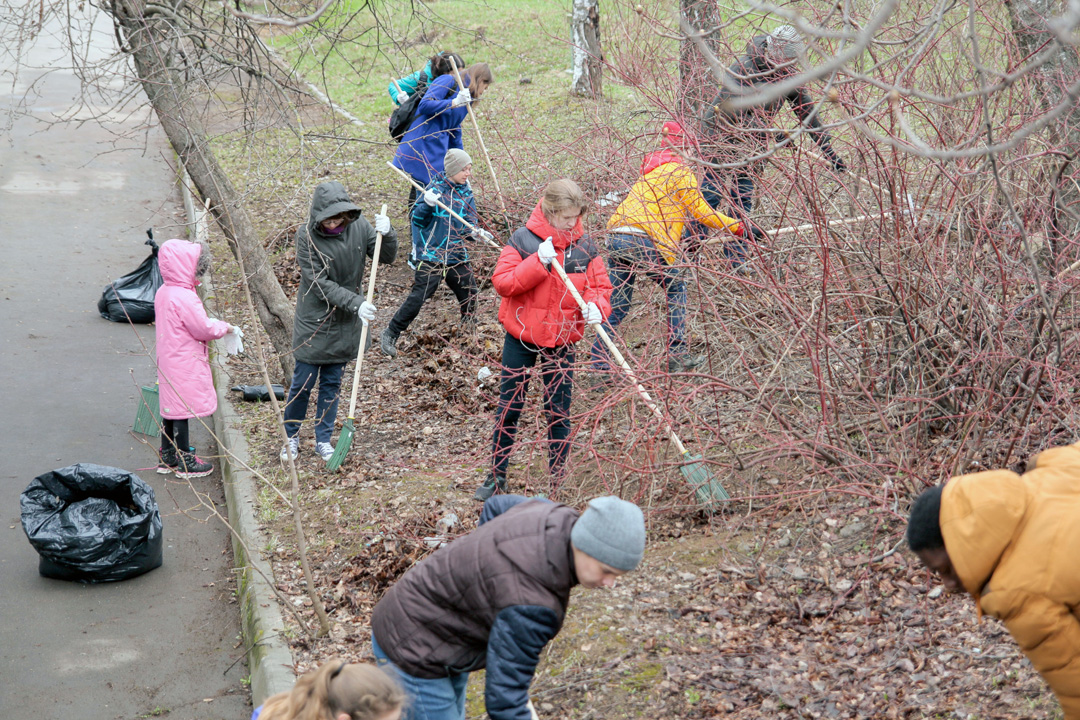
[549,255,688,455]
[385,162,499,247]
[345,203,387,421]
[447,55,509,222]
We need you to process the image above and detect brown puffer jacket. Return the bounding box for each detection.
[371,499,579,679]
[940,442,1080,719]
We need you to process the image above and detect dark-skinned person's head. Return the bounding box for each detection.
[906,485,964,594]
[569,496,646,589]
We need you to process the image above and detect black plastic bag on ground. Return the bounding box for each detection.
[20,463,164,583]
[97,229,162,324]
[231,384,286,402]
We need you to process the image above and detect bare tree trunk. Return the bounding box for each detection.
[570,0,602,98]
[110,0,295,381]
[680,0,722,121]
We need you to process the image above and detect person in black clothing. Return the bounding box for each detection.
[697,25,846,265]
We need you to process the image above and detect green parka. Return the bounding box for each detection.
[291,182,397,365]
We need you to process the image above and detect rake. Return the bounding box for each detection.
[326,204,387,471]
[550,257,729,506]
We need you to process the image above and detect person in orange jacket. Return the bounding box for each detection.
[474,179,614,501]
[907,444,1080,719]
[592,121,746,374]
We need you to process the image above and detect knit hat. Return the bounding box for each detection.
[766,25,806,67]
[660,121,688,148]
[570,496,646,572]
[444,149,473,178]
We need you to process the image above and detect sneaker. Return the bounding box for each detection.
[473,473,508,502]
[280,436,300,461]
[175,451,214,479]
[157,447,179,475]
[316,441,335,462]
[380,327,399,358]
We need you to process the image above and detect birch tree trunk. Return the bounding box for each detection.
[570,0,602,98]
[109,0,295,381]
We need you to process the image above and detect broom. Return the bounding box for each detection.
[326,204,387,471]
[133,383,161,438]
[550,257,729,505]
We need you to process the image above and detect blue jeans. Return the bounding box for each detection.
[282,360,346,444]
[591,232,687,368]
[372,635,469,720]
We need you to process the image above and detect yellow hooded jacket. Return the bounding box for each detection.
[607,151,742,265]
[940,443,1080,718]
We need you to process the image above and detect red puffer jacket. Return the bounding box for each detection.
[492,202,613,348]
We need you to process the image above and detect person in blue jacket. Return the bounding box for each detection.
[369,494,646,720]
[390,62,493,212]
[379,149,494,358]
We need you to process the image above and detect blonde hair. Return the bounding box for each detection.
[258,660,405,720]
[540,178,588,222]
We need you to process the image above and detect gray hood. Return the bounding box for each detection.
[309,181,361,232]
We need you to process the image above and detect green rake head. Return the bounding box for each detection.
[680,452,730,506]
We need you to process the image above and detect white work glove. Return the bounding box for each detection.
[373,213,391,236]
[583,302,602,325]
[423,189,441,207]
[223,325,244,355]
[356,301,376,324]
[395,90,409,104]
[471,227,494,244]
[537,237,557,266]
[451,88,472,108]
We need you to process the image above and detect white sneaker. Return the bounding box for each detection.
[280,436,300,461]
[316,441,335,462]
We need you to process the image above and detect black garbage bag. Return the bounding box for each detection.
[20,463,164,583]
[231,384,286,402]
[97,229,162,324]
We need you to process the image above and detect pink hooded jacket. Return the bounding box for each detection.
[154,240,230,420]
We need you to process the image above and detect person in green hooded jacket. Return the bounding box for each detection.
[281,181,397,463]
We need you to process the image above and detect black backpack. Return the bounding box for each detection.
[388,75,429,142]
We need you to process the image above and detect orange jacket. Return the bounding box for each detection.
[606,151,742,264]
[940,443,1080,718]
[493,203,613,348]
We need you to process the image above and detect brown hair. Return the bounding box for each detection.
[465,62,493,87]
[540,178,588,222]
[430,52,465,78]
[258,660,405,720]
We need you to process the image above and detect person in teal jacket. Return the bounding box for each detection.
[387,51,457,105]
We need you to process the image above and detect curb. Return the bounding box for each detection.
[178,165,295,707]
[211,359,297,707]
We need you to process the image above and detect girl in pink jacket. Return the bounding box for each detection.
[154,240,241,478]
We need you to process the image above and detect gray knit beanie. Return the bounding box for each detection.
[766,25,806,66]
[570,496,646,572]
[444,149,473,178]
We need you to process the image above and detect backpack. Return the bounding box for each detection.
[388,75,429,142]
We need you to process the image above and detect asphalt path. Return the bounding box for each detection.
[0,7,252,718]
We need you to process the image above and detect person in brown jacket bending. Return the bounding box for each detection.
[907,443,1080,718]
[370,494,646,720]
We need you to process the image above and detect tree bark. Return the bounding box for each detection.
[110,0,295,381]
[680,0,723,120]
[570,0,602,98]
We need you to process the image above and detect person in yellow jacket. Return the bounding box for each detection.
[592,121,746,374]
[907,444,1080,719]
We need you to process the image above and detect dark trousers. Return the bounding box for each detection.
[283,360,347,444]
[388,262,477,335]
[161,418,190,452]
[591,232,687,368]
[491,333,574,480]
[686,170,755,264]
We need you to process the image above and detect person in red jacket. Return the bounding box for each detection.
[474,179,613,501]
